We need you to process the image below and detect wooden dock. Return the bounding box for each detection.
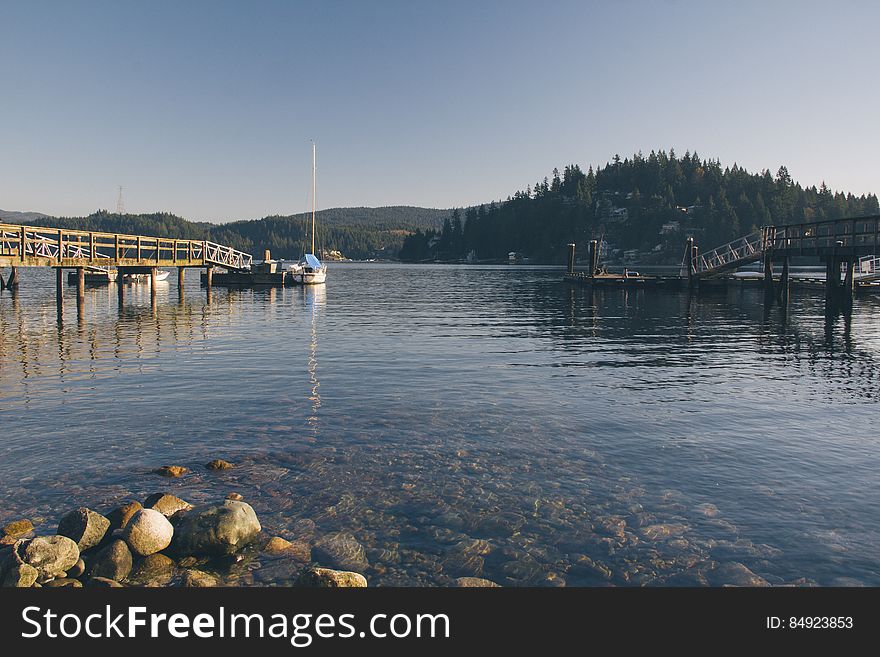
[0,222,253,305]
[565,214,880,311]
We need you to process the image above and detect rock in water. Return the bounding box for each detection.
[154,465,188,478]
[89,539,133,581]
[312,532,368,572]
[206,459,234,470]
[709,562,769,587]
[181,569,219,587]
[106,502,143,534]
[454,577,500,587]
[295,567,367,588]
[264,537,311,561]
[128,554,176,587]
[2,563,39,588]
[226,493,243,501]
[121,509,174,556]
[264,536,293,553]
[21,536,80,579]
[144,493,193,517]
[2,519,34,539]
[57,508,110,551]
[170,500,261,556]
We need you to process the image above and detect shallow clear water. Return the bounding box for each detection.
[1,264,879,586]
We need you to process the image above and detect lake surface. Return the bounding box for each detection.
[1,263,879,586]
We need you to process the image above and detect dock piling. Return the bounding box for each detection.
[566,243,576,275]
[843,258,855,304]
[588,240,598,279]
[76,267,85,302]
[777,256,790,301]
[55,268,63,307]
[762,249,774,296]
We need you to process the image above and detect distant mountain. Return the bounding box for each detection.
[0,209,50,223]
[0,205,451,260]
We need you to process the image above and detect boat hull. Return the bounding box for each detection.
[296,270,327,285]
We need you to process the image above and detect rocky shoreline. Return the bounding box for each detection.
[0,460,383,589]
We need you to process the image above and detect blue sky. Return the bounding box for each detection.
[1,0,878,221]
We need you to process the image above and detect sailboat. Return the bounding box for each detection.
[295,143,328,285]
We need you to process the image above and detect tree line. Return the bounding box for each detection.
[399,150,880,263]
[20,206,451,260]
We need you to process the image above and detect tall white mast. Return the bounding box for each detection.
[311,142,316,256]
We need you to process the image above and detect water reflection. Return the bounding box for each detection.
[305,285,325,441]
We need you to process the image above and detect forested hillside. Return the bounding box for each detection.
[400,150,880,264]
[8,206,450,260]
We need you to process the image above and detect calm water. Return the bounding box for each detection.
[1,264,879,586]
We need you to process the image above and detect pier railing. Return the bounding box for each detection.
[769,216,880,255]
[692,230,765,277]
[0,223,252,271]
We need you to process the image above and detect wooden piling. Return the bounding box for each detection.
[566,244,576,275]
[76,267,85,303]
[763,249,774,296]
[843,258,855,299]
[0,271,4,290]
[205,265,214,288]
[825,257,839,293]
[150,267,158,305]
[55,267,63,305]
[777,256,790,301]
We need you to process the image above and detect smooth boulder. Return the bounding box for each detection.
[128,553,176,587]
[89,539,133,581]
[106,502,143,534]
[57,508,110,551]
[170,500,261,556]
[121,509,174,556]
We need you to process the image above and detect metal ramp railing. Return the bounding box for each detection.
[692,230,766,277]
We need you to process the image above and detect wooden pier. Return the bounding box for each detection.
[565,214,880,310]
[0,222,253,304]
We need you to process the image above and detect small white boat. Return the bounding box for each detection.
[296,253,327,285]
[123,270,170,283]
[294,143,327,286]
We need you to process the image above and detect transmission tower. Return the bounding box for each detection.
[116,186,125,215]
